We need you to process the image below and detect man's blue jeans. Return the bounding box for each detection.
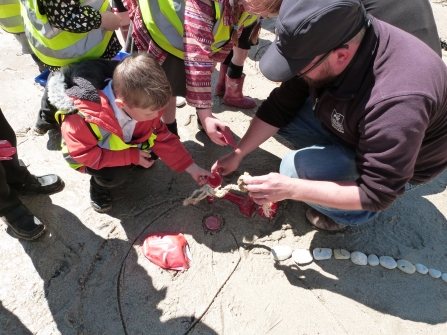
[277,99,419,226]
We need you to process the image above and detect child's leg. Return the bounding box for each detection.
[86,166,131,213]
[160,53,186,136]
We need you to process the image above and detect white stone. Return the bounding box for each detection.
[334,249,350,260]
[312,248,332,260]
[442,273,447,283]
[271,245,293,261]
[367,254,380,266]
[350,251,367,265]
[292,249,313,265]
[429,269,442,278]
[379,256,397,270]
[396,260,416,274]
[415,263,428,274]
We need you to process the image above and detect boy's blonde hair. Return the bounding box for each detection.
[112,53,172,110]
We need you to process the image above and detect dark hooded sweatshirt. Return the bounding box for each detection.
[256,17,447,212]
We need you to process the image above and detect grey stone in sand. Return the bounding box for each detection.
[367,254,380,266]
[271,245,293,261]
[429,269,442,278]
[350,251,367,266]
[379,256,397,270]
[313,248,332,260]
[415,263,428,274]
[442,273,447,283]
[292,249,313,265]
[334,249,350,260]
[397,260,416,274]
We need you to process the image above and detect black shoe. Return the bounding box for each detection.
[1,204,45,240]
[33,122,60,135]
[90,179,112,213]
[11,174,64,196]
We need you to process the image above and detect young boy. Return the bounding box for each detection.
[48,53,212,212]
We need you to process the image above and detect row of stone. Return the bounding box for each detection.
[270,246,447,282]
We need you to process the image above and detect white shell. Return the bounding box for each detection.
[334,249,350,260]
[292,249,313,265]
[350,251,367,265]
[396,260,416,274]
[271,245,293,261]
[442,273,447,283]
[313,248,332,260]
[429,269,442,278]
[415,263,428,274]
[379,256,397,270]
[367,254,380,266]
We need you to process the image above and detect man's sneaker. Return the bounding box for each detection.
[1,203,45,240]
[10,174,64,196]
[90,179,112,213]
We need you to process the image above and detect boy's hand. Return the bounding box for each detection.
[100,11,122,31]
[138,150,155,168]
[185,163,213,185]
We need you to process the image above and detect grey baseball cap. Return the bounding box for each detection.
[260,0,368,82]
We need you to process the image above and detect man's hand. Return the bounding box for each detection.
[197,109,232,146]
[100,11,122,31]
[242,173,292,205]
[185,163,214,185]
[211,149,244,175]
[138,150,155,168]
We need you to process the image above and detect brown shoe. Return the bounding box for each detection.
[305,208,347,232]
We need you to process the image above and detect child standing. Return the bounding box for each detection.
[123,0,260,144]
[20,0,122,134]
[48,53,212,212]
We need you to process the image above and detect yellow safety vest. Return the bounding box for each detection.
[56,110,157,170]
[138,0,258,59]
[20,0,113,67]
[0,0,24,33]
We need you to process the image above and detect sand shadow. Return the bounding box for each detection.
[272,170,447,324]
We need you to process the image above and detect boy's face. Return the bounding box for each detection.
[115,99,162,122]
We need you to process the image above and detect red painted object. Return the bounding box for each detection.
[204,216,222,231]
[220,127,237,148]
[258,202,278,219]
[207,172,222,188]
[0,140,16,161]
[223,191,255,217]
[143,233,191,271]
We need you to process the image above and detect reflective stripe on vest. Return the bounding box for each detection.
[20,0,113,67]
[0,0,24,33]
[138,0,258,59]
[56,110,157,170]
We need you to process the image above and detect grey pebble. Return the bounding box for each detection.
[351,251,367,265]
[367,254,379,266]
[313,248,332,260]
[379,256,397,270]
[415,263,428,274]
[429,269,442,278]
[396,260,416,274]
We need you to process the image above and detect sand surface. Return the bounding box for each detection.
[1,2,447,334]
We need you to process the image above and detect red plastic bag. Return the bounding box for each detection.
[143,233,192,271]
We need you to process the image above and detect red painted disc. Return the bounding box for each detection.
[207,172,222,188]
[204,216,222,231]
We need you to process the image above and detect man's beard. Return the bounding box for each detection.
[303,61,338,89]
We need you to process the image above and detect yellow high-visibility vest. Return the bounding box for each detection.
[138,0,258,59]
[20,0,113,67]
[0,0,24,33]
[56,110,157,170]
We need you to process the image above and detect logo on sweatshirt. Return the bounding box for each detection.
[331,109,344,133]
